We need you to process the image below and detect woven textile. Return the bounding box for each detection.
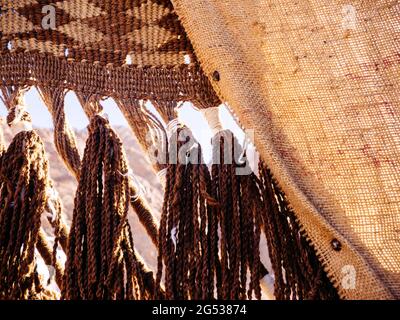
[172,0,400,299]
[0,0,219,107]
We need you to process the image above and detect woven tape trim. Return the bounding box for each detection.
[0,53,220,107]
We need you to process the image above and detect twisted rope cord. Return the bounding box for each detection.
[38,86,82,180]
[0,86,66,291]
[114,98,164,246]
[0,118,5,157]
[62,115,158,299]
[203,107,267,300]
[0,130,61,299]
[40,88,160,254]
[211,130,265,300]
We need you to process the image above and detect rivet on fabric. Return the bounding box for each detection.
[331,238,342,251]
[212,70,220,81]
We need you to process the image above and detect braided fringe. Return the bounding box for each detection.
[40,87,161,256]
[0,86,340,300]
[155,126,218,299]
[62,115,156,300]
[37,87,161,297]
[0,131,61,299]
[80,95,162,247]
[211,130,264,300]
[258,161,339,300]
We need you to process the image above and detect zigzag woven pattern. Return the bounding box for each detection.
[0,0,220,107]
[2,0,192,66]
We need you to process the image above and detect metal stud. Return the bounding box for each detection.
[331,238,342,251]
[212,70,220,81]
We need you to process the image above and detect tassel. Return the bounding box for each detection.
[41,90,160,296]
[155,102,267,300]
[210,130,264,300]
[62,115,156,299]
[0,130,62,299]
[2,86,70,258]
[155,124,218,299]
[258,161,339,300]
[116,98,168,173]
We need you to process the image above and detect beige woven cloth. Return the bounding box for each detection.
[172,0,400,299]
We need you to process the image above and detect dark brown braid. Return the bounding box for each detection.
[0,86,28,115]
[62,115,154,300]
[0,130,60,299]
[258,161,339,300]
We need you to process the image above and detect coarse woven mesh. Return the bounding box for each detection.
[172,0,400,299]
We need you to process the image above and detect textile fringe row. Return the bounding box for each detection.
[0,82,339,300]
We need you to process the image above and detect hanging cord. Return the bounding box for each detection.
[62,115,157,299]
[219,103,339,299]
[115,97,167,173]
[36,228,65,289]
[0,87,66,294]
[155,106,267,300]
[0,130,63,299]
[112,97,162,246]
[44,183,69,266]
